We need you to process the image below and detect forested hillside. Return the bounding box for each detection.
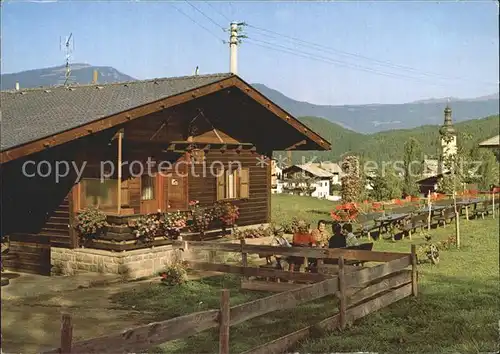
[283,115,500,163]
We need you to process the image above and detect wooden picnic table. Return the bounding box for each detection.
[375,213,411,240]
[456,198,482,220]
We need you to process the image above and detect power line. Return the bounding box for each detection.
[246,37,433,82]
[245,38,484,88]
[203,1,231,23]
[246,23,497,87]
[185,0,225,30]
[170,3,225,43]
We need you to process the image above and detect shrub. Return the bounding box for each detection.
[439,235,457,250]
[129,212,164,244]
[159,262,188,286]
[233,225,273,239]
[416,234,440,265]
[75,207,108,238]
[164,211,188,238]
[280,217,300,234]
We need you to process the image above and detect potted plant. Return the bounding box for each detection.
[188,200,213,240]
[213,201,240,233]
[75,207,109,246]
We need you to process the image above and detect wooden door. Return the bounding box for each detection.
[166,174,188,210]
[140,174,163,214]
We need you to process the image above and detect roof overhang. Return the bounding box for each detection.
[0,75,331,163]
[478,135,499,148]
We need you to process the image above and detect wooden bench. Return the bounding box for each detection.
[472,200,493,219]
[401,212,428,236]
[433,206,460,227]
[354,212,383,239]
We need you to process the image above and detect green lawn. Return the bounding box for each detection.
[111,195,499,353]
[272,194,337,227]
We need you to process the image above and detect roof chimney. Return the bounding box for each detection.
[92,70,98,84]
[15,82,20,91]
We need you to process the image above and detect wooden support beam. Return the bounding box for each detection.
[285,139,307,151]
[117,130,123,215]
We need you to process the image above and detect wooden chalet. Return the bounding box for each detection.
[0,73,330,276]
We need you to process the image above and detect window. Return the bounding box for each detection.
[217,168,249,200]
[141,175,155,201]
[79,178,118,210]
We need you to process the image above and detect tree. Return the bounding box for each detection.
[402,138,422,197]
[468,147,500,191]
[340,155,362,202]
[369,165,403,201]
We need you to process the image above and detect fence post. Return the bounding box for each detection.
[338,256,346,330]
[60,313,73,354]
[453,192,461,249]
[240,239,248,280]
[410,245,418,297]
[219,289,230,354]
[427,191,431,231]
[492,191,496,219]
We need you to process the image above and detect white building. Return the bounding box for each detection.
[310,161,342,185]
[282,163,333,199]
[270,159,284,194]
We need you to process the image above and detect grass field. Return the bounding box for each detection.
[111,195,499,353]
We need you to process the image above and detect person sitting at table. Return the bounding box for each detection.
[270,226,291,269]
[311,220,330,248]
[290,220,316,272]
[328,223,346,249]
[342,223,359,247]
[292,220,316,247]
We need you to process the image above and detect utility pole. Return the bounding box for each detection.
[228,22,246,75]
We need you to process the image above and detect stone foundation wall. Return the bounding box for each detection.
[51,245,185,279]
[51,223,273,279]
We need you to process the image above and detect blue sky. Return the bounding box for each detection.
[1,0,498,105]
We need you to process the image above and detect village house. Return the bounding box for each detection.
[310,162,342,185]
[0,73,330,277]
[479,135,500,162]
[281,163,333,199]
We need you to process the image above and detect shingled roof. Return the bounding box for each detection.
[0,73,232,151]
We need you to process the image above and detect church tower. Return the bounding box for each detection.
[438,104,457,172]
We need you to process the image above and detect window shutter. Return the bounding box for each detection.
[239,168,250,199]
[217,169,225,200]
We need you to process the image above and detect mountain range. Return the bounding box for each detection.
[1,64,499,134]
[290,114,499,163]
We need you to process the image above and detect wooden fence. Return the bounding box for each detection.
[42,242,418,354]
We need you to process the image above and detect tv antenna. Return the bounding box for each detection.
[60,33,74,86]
